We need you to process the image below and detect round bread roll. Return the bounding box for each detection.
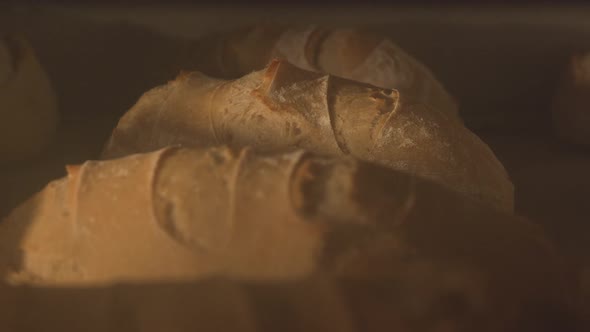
[103,60,513,211]
[0,146,576,329]
[0,34,58,163]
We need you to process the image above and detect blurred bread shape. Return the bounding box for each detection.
[552,54,590,146]
[188,25,458,118]
[0,34,58,163]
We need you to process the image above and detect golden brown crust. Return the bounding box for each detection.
[104,60,513,211]
[1,147,326,285]
[0,146,576,329]
[189,25,458,118]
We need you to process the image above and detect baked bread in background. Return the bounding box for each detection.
[187,25,459,118]
[0,34,58,164]
[552,54,590,146]
[0,12,190,218]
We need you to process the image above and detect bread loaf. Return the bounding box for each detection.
[0,145,576,330]
[103,59,513,211]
